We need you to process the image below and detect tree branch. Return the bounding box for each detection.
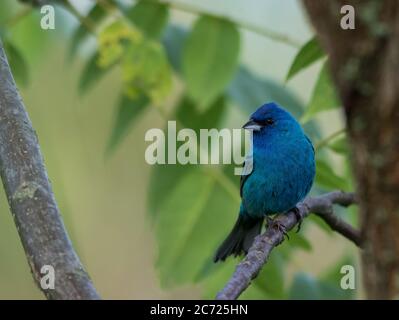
[216,191,360,300]
[0,40,100,299]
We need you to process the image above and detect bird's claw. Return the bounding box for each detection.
[274,221,289,240]
[265,216,289,240]
[291,206,302,233]
[265,216,274,228]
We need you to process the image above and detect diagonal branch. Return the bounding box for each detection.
[311,193,362,247]
[0,40,100,299]
[216,191,360,300]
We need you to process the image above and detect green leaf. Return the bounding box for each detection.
[308,214,333,234]
[194,255,221,283]
[302,62,340,123]
[147,96,227,219]
[122,40,172,102]
[236,250,291,299]
[126,1,169,39]
[322,256,354,284]
[162,24,187,72]
[328,136,349,155]
[319,256,356,299]
[78,51,112,96]
[182,15,240,110]
[290,270,355,300]
[68,3,113,60]
[346,199,358,228]
[3,41,29,87]
[202,258,237,299]
[147,96,233,286]
[315,158,349,191]
[289,273,321,299]
[98,21,172,103]
[148,163,190,219]
[318,282,354,299]
[9,10,54,65]
[156,171,239,286]
[229,67,304,117]
[288,232,312,252]
[156,171,213,286]
[252,252,286,298]
[0,1,11,26]
[286,37,325,81]
[176,95,226,131]
[227,66,321,140]
[97,21,141,68]
[106,94,148,155]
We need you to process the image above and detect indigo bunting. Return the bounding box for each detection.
[214,102,315,262]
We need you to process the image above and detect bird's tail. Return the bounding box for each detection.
[214,214,263,262]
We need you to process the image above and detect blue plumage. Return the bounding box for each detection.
[214,102,315,262]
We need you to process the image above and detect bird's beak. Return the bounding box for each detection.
[242,119,262,131]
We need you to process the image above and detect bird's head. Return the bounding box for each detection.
[243,102,303,142]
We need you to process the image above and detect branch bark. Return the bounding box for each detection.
[0,40,100,299]
[302,0,399,299]
[216,191,359,300]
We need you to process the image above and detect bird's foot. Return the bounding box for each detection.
[265,216,274,228]
[266,217,289,240]
[291,206,302,233]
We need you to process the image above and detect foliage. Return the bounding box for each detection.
[182,15,240,111]
[0,0,357,300]
[97,21,172,102]
[285,37,324,81]
[2,39,29,87]
[301,62,340,123]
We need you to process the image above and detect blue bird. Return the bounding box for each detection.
[214,102,315,262]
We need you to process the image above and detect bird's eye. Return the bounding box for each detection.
[265,118,274,125]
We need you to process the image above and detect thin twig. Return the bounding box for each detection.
[2,6,33,28]
[315,127,346,151]
[154,0,301,47]
[62,0,98,34]
[216,191,360,300]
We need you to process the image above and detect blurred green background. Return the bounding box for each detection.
[0,0,359,299]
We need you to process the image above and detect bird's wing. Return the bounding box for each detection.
[305,135,315,154]
[240,155,254,198]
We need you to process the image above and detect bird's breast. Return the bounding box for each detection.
[241,139,315,218]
